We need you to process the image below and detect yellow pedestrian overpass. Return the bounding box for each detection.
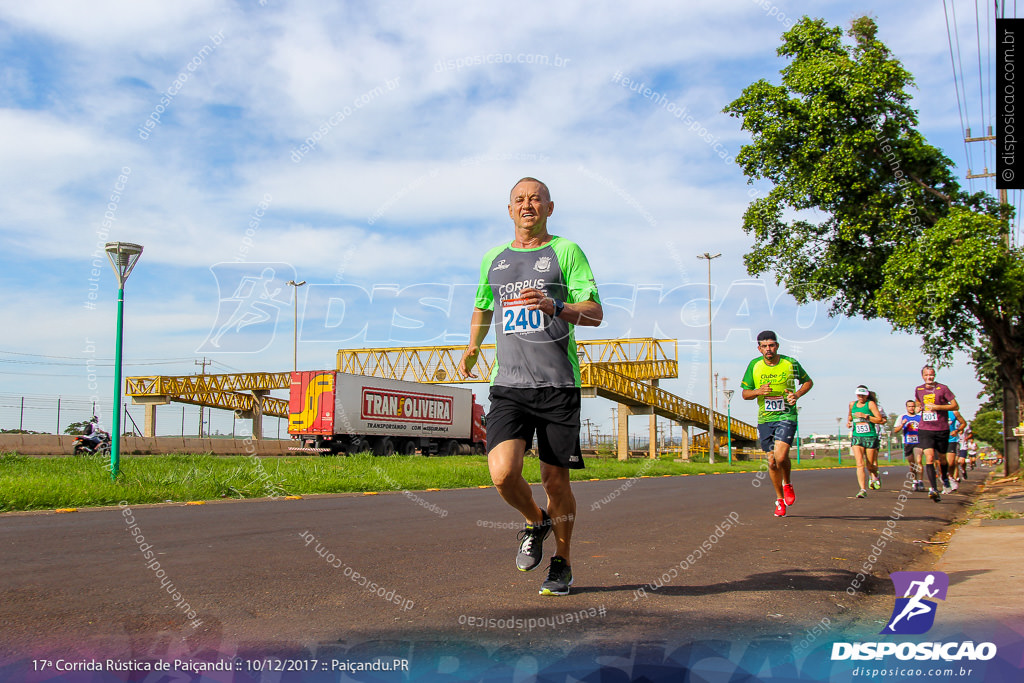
[125,338,756,459]
[335,338,757,459]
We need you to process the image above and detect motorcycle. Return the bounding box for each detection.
[73,432,111,456]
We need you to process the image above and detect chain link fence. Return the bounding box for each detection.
[0,394,287,438]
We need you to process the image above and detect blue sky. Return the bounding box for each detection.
[0,0,1006,439]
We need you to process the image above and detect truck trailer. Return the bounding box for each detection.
[288,370,486,456]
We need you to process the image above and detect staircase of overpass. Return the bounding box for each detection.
[125,338,756,457]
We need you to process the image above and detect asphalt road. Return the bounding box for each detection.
[0,463,984,674]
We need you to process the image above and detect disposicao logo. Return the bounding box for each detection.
[881,571,948,635]
[831,570,997,662]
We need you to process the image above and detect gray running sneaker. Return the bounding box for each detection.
[515,509,552,572]
[539,555,573,596]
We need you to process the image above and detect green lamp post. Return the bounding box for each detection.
[104,242,143,480]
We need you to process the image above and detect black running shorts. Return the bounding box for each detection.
[917,429,950,455]
[486,385,584,469]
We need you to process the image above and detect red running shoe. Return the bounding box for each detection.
[774,498,787,517]
[783,483,796,506]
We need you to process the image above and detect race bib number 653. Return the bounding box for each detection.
[502,297,546,335]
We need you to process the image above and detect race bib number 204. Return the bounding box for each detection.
[501,298,547,335]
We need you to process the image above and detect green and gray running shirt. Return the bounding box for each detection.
[474,236,600,388]
[740,354,811,424]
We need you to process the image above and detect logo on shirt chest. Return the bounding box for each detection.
[534,256,552,272]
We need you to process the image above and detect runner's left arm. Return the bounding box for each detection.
[932,387,958,412]
[786,361,812,405]
[522,288,603,326]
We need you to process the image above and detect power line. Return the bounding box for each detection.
[945,0,974,191]
[0,358,193,367]
[0,350,197,363]
[976,0,991,185]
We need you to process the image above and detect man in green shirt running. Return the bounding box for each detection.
[459,177,603,596]
[740,330,813,517]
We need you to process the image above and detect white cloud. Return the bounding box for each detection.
[0,0,993,435]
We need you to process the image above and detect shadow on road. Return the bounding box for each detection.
[572,567,875,597]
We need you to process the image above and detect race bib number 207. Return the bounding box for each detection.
[765,396,786,412]
[502,298,546,335]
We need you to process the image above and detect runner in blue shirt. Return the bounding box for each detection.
[893,400,924,492]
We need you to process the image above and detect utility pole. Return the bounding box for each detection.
[964,127,1009,245]
[196,357,212,437]
[581,418,594,448]
[697,252,721,463]
[965,128,1019,473]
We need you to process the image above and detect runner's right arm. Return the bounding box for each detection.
[458,308,493,378]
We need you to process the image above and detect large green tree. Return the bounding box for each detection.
[724,16,1024,439]
[970,409,1003,446]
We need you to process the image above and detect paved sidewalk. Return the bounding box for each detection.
[932,471,1024,635]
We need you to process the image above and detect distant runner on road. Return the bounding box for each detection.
[459,177,603,597]
[957,420,972,481]
[740,330,813,517]
[945,410,967,493]
[893,400,925,492]
[847,386,886,498]
[914,365,959,503]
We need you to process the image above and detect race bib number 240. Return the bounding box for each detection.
[502,298,546,335]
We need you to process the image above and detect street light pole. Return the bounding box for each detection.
[723,389,734,465]
[104,242,143,481]
[697,252,721,463]
[836,416,843,465]
[286,279,307,372]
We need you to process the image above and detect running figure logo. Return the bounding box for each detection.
[880,571,949,635]
[197,263,296,353]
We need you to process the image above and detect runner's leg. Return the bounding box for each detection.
[924,448,939,491]
[852,444,867,491]
[489,439,543,524]
[540,462,575,565]
[866,447,879,481]
[768,439,791,499]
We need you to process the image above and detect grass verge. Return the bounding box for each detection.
[0,451,860,512]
